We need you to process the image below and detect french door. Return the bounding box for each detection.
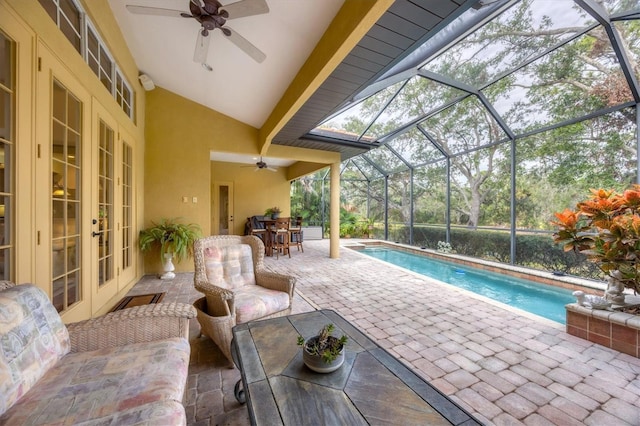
[36,43,132,321]
[92,104,119,309]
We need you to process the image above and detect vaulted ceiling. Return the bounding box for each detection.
[108,0,477,163]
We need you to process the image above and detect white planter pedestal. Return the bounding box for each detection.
[160,253,176,280]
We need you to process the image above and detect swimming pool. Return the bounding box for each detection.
[360,247,574,324]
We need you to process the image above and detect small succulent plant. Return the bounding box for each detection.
[297,324,348,364]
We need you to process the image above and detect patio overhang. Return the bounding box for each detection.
[268,0,480,162]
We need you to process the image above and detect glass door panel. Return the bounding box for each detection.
[214,182,233,235]
[51,80,82,312]
[0,30,14,280]
[121,141,133,277]
[219,185,229,235]
[97,120,114,286]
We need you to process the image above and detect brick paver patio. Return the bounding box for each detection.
[130,239,640,425]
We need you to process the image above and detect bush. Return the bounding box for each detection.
[396,225,603,280]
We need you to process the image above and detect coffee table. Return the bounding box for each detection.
[231,309,481,425]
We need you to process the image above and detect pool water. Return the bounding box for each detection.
[361,247,574,324]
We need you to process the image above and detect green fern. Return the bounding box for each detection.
[139,218,202,263]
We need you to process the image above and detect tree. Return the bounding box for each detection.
[300,0,639,247]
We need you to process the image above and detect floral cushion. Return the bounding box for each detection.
[73,400,186,426]
[0,337,190,424]
[203,244,256,290]
[234,285,290,324]
[0,284,70,415]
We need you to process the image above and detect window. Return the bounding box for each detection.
[39,0,82,53]
[38,0,134,120]
[115,71,133,118]
[87,25,113,93]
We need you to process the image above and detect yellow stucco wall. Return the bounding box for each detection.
[143,88,280,271]
[211,161,292,236]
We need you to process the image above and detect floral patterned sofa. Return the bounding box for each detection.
[0,281,196,425]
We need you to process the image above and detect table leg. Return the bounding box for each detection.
[231,337,246,404]
[234,380,246,404]
[264,228,272,256]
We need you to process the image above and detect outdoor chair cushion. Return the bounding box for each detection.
[203,244,256,290]
[234,285,291,324]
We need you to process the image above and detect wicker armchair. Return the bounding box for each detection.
[193,235,296,363]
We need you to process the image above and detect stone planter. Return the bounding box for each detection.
[566,303,640,357]
[301,226,323,240]
[302,340,345,373]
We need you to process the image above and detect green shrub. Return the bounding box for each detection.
[393,225,603,280]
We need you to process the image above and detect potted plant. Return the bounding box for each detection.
[139,218,202,279]
[551,185,640,303]
[297,323,348,373]
[265,206,281,219]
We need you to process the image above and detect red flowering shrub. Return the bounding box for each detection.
[552,185,640,294]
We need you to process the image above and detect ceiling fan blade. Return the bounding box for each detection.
[266,167,278,172]
[189,0,207,18]
[223,27,266,63]
[221,0,269,19]
[126,5,185,18]
[193,30,211,63]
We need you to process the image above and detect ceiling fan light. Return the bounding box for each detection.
[193,28,211,63]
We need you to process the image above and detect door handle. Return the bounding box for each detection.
[92,231,103,238]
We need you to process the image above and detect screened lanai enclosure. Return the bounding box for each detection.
[290,0,640,281]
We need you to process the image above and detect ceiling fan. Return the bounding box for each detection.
[243,157,277,172]
[126,0,269,66]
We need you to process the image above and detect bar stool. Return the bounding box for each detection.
[270,217,291,259]
[289,216,304,252]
